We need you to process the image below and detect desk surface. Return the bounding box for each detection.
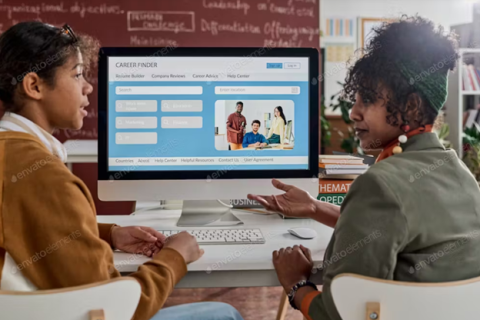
[98,209,332,288]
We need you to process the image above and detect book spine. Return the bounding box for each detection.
[317,193,347,206]
[319,180,353,194]
[230,199,263,208]
[464,65,473,91]
[318,163,368,169]
[319,160,363,164]
[475,68,480,91]
[469,65,479,91]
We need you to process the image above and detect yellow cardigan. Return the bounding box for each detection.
[0,132,186,320]
[267,116,286,144]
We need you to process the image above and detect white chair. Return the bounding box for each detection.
[0,277,141,320]
[331,273,480,320]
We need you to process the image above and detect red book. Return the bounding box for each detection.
[467,65,476,91]
[475,68,480,90]
[468,65,479,91]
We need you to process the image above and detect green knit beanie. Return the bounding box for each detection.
[397,59,449,113]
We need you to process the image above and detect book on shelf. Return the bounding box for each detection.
[465,109,480,129]
[319,179,353,194]
[320,168,367,175]
[317,193,347,206]
[470,65,480,90]
[318,154,369,179]
[462,64,480,92]
[317,179,353,205]
[229,199,263,208]
[332,151,376,165]
[319,163,368,175]
[318,155,364,165]
[320,174,360,180]
[318,163,368,169]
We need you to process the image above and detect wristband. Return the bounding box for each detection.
[287,280,318,310]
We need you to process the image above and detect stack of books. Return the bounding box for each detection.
[318,155,369,205]
[464,108,480,129]
[318,179,353,205]
[318,155,368,179]
[462,64,480,91]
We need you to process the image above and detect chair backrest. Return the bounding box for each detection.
[0,277,141,320]
[331,273,480,320]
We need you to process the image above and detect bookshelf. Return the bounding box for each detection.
[462,91,480,95]
[453,48,480,158]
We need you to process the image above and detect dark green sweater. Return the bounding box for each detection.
[307,132,480,319]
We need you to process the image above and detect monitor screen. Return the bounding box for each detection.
[107,55,310,172]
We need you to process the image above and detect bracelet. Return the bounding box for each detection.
[287,280,318,310]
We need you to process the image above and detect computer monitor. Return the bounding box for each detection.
[98,47,319,226]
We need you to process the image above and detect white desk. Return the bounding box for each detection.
[97,209,333,288]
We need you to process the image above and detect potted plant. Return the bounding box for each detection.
[436,122,480,183]
[463,124,480,182]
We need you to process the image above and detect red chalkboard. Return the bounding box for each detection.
[0,0,320,214]
[0,0,319,139]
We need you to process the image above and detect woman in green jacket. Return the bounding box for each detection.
[249,16,480,320]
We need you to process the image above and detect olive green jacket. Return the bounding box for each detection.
[305,132,480,320]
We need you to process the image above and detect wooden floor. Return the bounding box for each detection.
[164,287,304,320]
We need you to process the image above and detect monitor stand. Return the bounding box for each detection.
[176,200,244,227]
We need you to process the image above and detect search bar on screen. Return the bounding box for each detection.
[116,86,203,95]
[214,86,301,95]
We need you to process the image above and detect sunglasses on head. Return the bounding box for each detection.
[39,24,78,52]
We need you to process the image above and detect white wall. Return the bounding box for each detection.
[321,0,473,113]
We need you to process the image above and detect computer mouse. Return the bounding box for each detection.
[287,228,317,239]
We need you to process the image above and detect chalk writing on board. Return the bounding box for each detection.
[264,21,319,41]
[201,19,261,36]
[0,4,41,19]
[70,3,124,18]
[257,3,268,10]
[268,3,315,17]
[85,106,98,120]
[128,11,195,33]
[288,0,316,4]
[0,3,123,20]
[130,36,178,47]
[264,38,303,47]
[202,0,251,15]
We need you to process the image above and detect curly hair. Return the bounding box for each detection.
[0,21,100,112]
[343,15,459,127]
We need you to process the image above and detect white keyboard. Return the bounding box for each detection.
[158,228,266,245]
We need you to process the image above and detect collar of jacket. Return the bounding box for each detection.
[401,132,445,153]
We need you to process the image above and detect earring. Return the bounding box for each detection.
[393,122,410,155]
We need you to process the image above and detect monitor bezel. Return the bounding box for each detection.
[98,47,319,181]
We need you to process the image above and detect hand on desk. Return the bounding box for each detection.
[164,232,204,264]
[111,226,166,257]
[247,179,317,218]
[273,245,313,293]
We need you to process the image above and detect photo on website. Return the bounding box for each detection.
[215,100,295,151]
